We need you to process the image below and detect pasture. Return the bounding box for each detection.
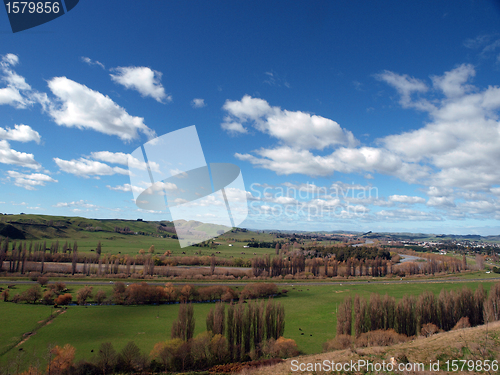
[0,279,499,372]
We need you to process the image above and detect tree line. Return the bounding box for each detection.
[336,282,500,339]
[1,281,281,306]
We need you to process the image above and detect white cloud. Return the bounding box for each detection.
[236,145,426,182]
[0,124,41,143]
[389,195,426,204]
[222,95,357,149]
[7,170,57,190]
[0,140,40,169]
[381,64,500,191]
[427,196,456,207]
[81,56,105,69]
[47,77,155,142]
[54,157,129,178]
[54,200,97,208]
[431,64,475,98]
[107,183,144,194]
[110,66,170,103]
[191,98,206,108]
[0,53,33,108]
[221,120,248,134]
[90,151,160,172]
[376,209,442,221]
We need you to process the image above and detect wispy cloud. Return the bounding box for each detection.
[191,98,206,108]
[81,56,105,69]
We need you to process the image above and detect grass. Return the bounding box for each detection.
[0,302,51,357]
[0,279,499,371]
[0,213,277,260]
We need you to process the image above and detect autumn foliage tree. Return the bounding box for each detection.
[47,344,75,375]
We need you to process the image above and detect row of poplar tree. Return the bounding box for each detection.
[171,299,285,362]
[336,282,500,338]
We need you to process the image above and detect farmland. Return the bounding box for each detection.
[2,214,500,373]
[1,278,499,372]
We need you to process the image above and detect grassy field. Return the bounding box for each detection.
[1,279,499,371]
[0,213,277,260]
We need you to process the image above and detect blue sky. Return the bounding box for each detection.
[1,1,500,235]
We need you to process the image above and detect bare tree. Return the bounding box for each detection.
[336,296,352,336]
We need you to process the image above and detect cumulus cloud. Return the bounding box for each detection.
[90,151,160,172]
[0,140,40,169]
[232,64,500,223]
[110,66,170,103]
[7,170,57,190]
[54,200,97,208]
[54,157,129,178]
[389,195,426,204]
[191,98,206,108]
[381,64,500,191]
[222,95,357,149]
[0,124,41,143]
[106,183,144,194]
[0,53,33,108]
[47,77,155,141]
[375,209,442,221]
[236,145,427,182]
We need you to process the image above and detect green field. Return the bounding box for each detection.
[0,214,277,260]
[1,279,499,371]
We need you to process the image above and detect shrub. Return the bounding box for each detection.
[77,286,93,305]
[42,290,55,305]
[355,329,409,348]
[1,289,9,302]
[94,290,107,304]
[420,323,440,337]
[37,276,49,286]
[55,293,72,305]
[262,337,299,358]
[323,335,352,351]
[23,285,42,304]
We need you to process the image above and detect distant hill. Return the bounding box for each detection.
[0,214,170,240]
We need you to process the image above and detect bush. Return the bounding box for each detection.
[323,334,352,351]
[452,316,471,330]
[94,290,107,304]
[29,272,42,281]
[37,276,49,286]
[355,329,409,348]
[42,290,55,305]
[263,337,299,358]
[55,293,72,305]
[420,323,440,337]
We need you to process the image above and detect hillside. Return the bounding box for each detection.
[246,322,500,375]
